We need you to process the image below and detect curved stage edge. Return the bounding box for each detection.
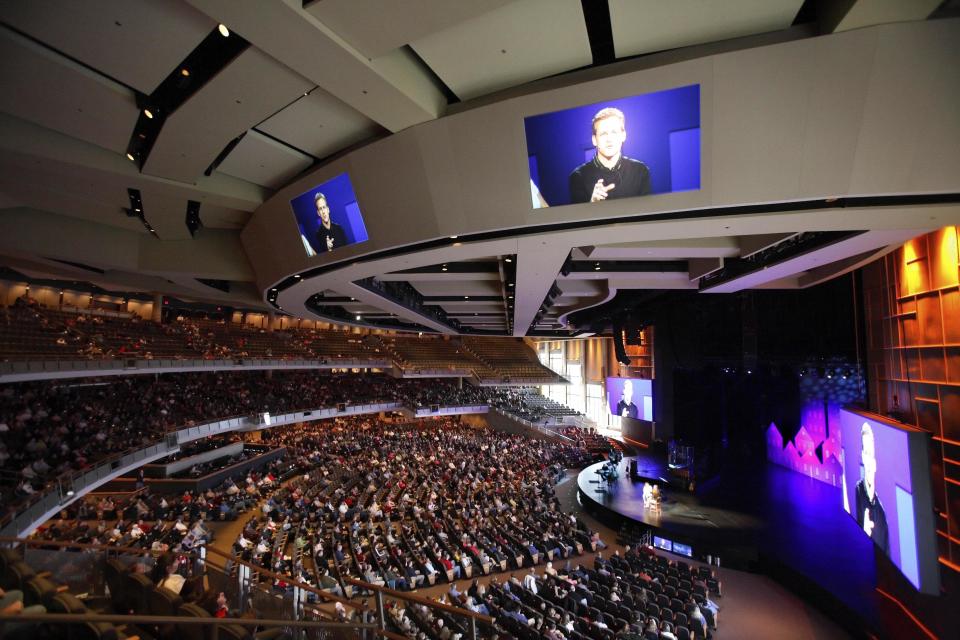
[577,457,764,564]
[577,455,883,635]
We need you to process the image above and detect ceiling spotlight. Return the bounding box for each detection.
[355,315,362,321]
[126,152,135,161]
[449,235,458,239]
[504,257,512,263]
[508,283,514,287]
[218,23,230,37]
[144,108,154,119]
[594,265,601,271]
[441,265,448,272]
[181,68,190,77]
[464,296,469,299]
[293,274,301,279]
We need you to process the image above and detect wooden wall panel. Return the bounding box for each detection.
[862,227,960,575]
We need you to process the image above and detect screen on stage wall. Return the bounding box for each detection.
[290,172,369,256]
[523,84,700,209]
[839,409,939,594]
[606,377,653,420]
[653,536,671,552]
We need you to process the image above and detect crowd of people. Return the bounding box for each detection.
[228,418,598,601]
[31,456,303,551]
[12,403,726,640]
[0,370,589,518]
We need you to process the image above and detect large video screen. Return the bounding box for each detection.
[524,84,700,209]
[839,409,939,594]
[290,172,369,256]
[606,377,653,420]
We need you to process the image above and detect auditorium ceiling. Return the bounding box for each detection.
[0,1,956,335]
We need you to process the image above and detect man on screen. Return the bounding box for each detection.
[313,192,347,253]
[569,107,651,204]
[615,379,639,419]
[855,422,889,554]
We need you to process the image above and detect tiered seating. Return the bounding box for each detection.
[380,336,484,373]
[232,417,598,606]
[0,304,88,360]
[487,387,582,423]
[463,337,562,383]
[292,329,379,361]
[0,372,481,516]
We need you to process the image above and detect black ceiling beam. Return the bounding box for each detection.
[569,260,688,272]
[392,261,501,275]
[126,26,249,169]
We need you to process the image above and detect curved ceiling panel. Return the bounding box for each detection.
[1,0,214,94]
[143,47,312,184]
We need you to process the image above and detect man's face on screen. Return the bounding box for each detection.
[592,116,626,162]
[622,380,633,404]
[316,197,331,226]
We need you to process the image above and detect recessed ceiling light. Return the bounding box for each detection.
[181,68,190,77]
[504,257,512,263]
[449,235,458,239]
[594,265,601,271]
[508,283,514,287]
[464,296,469,299]
[218,24,230,37]
[144,109,154,119]
[355,315,362,321]
[126,153,135,161]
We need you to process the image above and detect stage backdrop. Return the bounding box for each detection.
[524,84,700,209]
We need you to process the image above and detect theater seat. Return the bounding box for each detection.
[148,586,183,639]
[103,559,126,603]
[124,573,154,614]
[1,560,35,589]
[23,574,62,606]
[176,602,211,640]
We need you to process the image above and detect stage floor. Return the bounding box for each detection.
[576,451,879,626]
[577,457,765,548]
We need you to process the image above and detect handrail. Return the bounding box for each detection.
[204,543,367,611]
[1,535,368,612]
[341,576,494,624]
[0,612,379,630]
[0,536,204,558]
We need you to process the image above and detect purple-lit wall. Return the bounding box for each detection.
[766,372,863,486]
